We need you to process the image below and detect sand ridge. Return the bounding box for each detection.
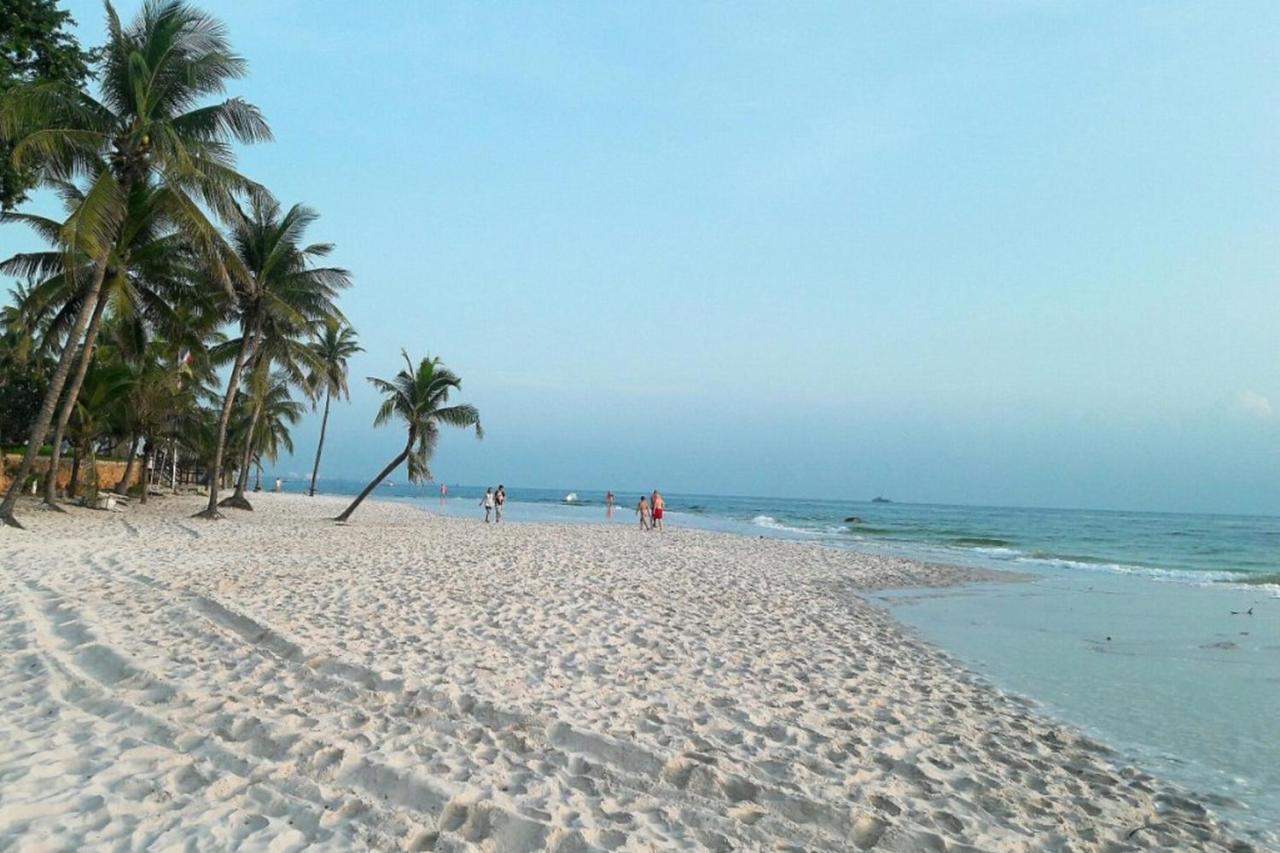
[0,493,1262,851]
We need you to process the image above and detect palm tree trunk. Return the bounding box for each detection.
[195,326,257,520]
[0,257,109,528]
[221,391,263,510]
[334,434,413,523]
[67,445,82,499]
[43,280,111,507]
[139,440,150,504]
[308,388,332,497]
[114,432,141,494]
[253,461,262,492]
[87,445,100,497]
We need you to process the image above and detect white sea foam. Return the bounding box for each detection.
[1012,555,1239,584]
[749,515,817,535]
[969,546,1021,556]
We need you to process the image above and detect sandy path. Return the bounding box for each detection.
[0,493,1259,851]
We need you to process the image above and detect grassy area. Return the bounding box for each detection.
[3,447,137,460]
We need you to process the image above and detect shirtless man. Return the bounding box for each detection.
[637,496,651,530]
[651,490,665,531]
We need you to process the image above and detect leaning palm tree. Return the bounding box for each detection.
[305,319,361,496]
[0,0,270,528]
[198,197,348,517]
[334,351,482,523]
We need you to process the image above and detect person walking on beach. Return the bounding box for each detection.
[494,485,506,523]
[637,495,651,530]
[651,490,665,531]
[481,487,494,522]
[606,490,615,519]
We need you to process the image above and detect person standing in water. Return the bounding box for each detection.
[606,490,615,519]
[439,483,448,505]
[495,485,506,523]
[637,495,651,530]
[651,490,665,531]
[481,487,494,523]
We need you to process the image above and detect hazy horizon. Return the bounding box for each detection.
[3,1,1277,515]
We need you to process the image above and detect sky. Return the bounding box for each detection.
[3,1,1278,514]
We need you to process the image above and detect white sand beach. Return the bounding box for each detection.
[0,494,1254,851]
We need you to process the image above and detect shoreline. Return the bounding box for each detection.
[0,492,1264,850]
[359,484,1279,596]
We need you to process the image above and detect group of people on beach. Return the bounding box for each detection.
[480,485,506,523]
[636,490,665,531]
[603,490,665,530]
[477,486,663,529]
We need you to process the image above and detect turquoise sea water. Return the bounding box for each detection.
[298,480,1278,843]
[307,481,1278,588]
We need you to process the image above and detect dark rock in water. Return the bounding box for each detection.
[871,496,892,504]
[844,516,864,524]
[1201,640,1238,650]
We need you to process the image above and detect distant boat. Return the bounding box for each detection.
[382,481,395,488]
[872,496,892,504]
[564,492,579,503]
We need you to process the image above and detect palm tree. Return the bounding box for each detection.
[334,351,481,523]
[305,319,361,496]
[4,179,201,508]
[63,357,131,498]
[220,295,333,510]
[108,289,221,497]
[198,197,348,517]
[0,283,52,449]
[0,0,269,528]
[0,281,47,374]
[244,372,302,491]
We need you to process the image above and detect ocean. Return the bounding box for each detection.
[296,479,1278,842]
[304,481,1277,588]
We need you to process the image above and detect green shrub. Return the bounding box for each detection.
[3,445,55,457]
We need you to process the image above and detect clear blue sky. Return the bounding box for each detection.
[6,1,1279,513]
